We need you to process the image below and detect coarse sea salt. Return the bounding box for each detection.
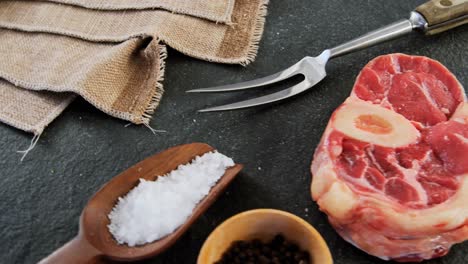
[108,151,235,246]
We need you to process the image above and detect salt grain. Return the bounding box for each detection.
[108,151,234,246]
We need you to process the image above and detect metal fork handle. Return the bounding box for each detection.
[329,11,427,59]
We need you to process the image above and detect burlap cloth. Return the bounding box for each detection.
[0,0,268,135]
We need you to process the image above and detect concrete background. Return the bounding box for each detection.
[1,0,467,263]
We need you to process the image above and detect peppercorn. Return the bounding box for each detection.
[214,234,311,264]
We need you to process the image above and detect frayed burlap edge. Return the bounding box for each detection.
[0,37,167,127]
[0,93,75,135]
[239,0,269,66]
[43,0,235,24]
[76,38,167,126]
[141,43,167,125]
[0,0,268,65]
[160,0,269,66]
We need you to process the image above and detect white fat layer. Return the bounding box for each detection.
[419,81,442,113]
[454,133,468,144]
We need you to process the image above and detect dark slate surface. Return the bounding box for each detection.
[1,0,467,263]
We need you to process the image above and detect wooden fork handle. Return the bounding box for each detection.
[39,235,103,264]
[416,0,468,34]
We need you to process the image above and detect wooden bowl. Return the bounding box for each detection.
[197,209,333,264]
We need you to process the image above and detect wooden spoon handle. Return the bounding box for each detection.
[39,236,102,264]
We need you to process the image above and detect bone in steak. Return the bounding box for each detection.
[311,54,467,262]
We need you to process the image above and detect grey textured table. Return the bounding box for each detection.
[1,1,467,263]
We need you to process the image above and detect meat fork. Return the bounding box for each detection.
[187,0,468,112]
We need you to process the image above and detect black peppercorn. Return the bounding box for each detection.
[214,234,312,264]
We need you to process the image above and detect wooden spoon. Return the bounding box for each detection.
[39,143,243,263]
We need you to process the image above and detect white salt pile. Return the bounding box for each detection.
[108,151,234,246]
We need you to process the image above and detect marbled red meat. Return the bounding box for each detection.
[311,54,467,262]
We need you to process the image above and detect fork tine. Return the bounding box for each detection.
[197,79,322,112]
[187,61,302,93]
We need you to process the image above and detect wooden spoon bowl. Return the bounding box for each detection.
[40,143,243,263]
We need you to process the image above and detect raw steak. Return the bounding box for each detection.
[311,54,468,262]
